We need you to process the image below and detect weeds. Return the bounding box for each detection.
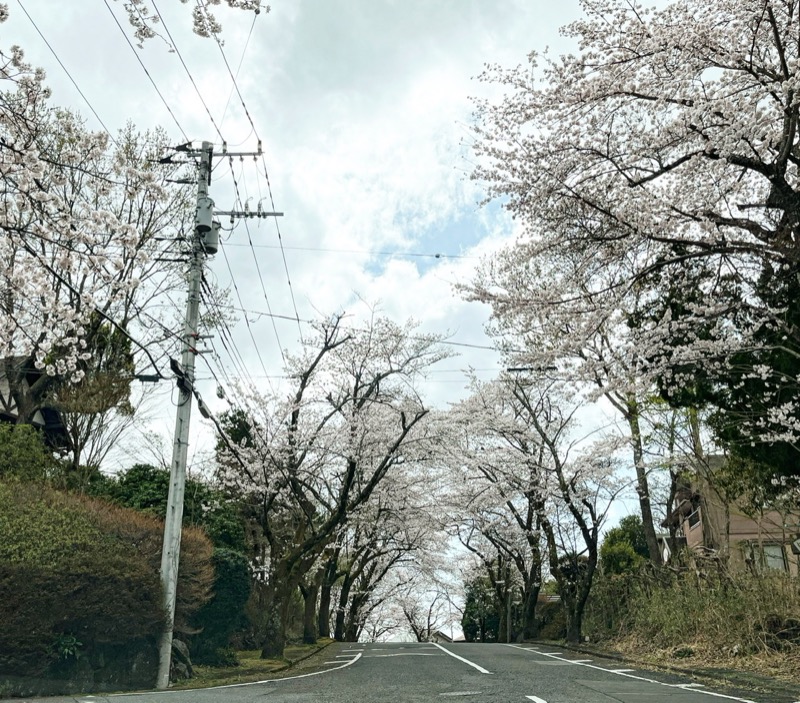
[585,564,800,658]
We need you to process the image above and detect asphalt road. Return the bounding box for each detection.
[12,642,800,703]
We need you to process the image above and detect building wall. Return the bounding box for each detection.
[680,492,800,577]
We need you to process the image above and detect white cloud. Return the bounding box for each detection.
[4,0,582,453]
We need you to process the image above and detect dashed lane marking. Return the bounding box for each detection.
[505,645,758,703]
[439,693,483,697]
[367,653,441,657]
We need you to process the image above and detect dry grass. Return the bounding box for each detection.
[585,567,800,688]
[170,641,333,690]
[611,635,800,688]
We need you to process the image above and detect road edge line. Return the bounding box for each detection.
[110,653,363,695]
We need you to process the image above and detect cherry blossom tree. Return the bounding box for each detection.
[470,0,800,469]
[465,242,671,563]
[443,379,549,640]
[0,24,192,439]
[115,0,264,45]
[329,461,444,642]
[216,313,448,658]
[445,375,625,642]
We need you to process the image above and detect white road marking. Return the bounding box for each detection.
[440,693,483,697]
[432,643,492,674]
[368,653,440,657]
[611,668,635,672]
[109,653,363,695]
[571,659,592,663]
[506,645,758,703]
[526,696,548,703]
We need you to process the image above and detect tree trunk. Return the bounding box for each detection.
[333,575,352,641]
[564,606,582,643]
[300,580,319,645]
[497,602,508,644]
[521,589,539,640]
[626,397,662,566]
[260,581,292,659]
[318,557,338,639]
[318,583,333,639]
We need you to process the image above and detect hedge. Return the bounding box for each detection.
[0,480,213,694]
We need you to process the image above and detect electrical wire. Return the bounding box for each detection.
[217,243,276,385]
[16,0,117,145]
[150,0,224,142]
[216,8,258,133]
[101,0,190,142]
[196,10,305,344]
[200,277,261,390]
[257,156,305,344]
[219,242,475,260]
[234,158,287,364]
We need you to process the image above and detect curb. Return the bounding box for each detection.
[284,639,334,670]
[529,639,800,700]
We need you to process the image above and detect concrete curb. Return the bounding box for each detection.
[529,639,800,700]
[283,639,335,670]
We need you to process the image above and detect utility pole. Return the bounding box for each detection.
[156,141,214,689]
[154,141,282,689]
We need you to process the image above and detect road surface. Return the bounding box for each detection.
[11,642,800,703]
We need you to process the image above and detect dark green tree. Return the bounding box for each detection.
[94,463,247,552]
[600,515,649,575]
[190,549,252,665]
[461,575,500,643]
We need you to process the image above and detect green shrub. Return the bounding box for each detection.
[0,480,214,694]
[191,549,252,665]
[0,425,58,482]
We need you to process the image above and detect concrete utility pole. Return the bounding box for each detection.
[154,140,282,689]
[156,141,214,690]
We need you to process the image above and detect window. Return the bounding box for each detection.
[760,544,788,572]
[745,542,789,572]
[686,507,701,529]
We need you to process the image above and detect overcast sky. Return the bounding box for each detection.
[5,0,585,469]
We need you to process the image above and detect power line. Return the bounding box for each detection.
[210,249,277,388]
[257,156,305,344]
[224,156,287,366]
[197,11,305,344]
[150,0,224,142]
[101,0,190,142]
[220,241,475,260]
[212,4,259,135]
[200,277,263,391]
[210,300,312,323]
[146,1,293,370]
[16,0,117,144]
